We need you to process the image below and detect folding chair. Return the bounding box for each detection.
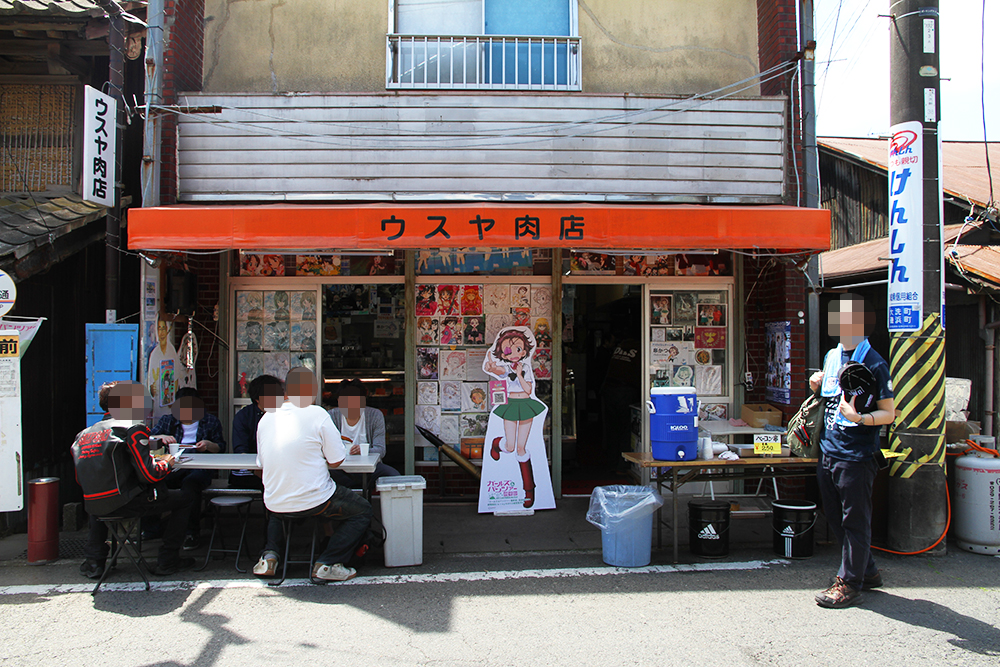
[93,517,151,595]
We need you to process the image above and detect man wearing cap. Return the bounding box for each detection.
[808,294,895,608]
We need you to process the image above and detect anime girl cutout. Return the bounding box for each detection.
[482,326,549,509]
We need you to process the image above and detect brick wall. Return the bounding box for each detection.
[161,0,205,204]
[416,462,482,497]
[185,252,222,416]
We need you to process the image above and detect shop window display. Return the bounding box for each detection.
[234,290,318,398]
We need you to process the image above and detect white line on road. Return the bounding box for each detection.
[0,559,788,597]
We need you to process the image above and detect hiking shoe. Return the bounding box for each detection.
[79,559,106,580]
[183,534,201,551]
[311,562,357,583]
[151,557,196,576]
[815,577,862,608]
[253,553,279,577]
[828,570,883,591]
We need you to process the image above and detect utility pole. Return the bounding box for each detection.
[886,0,947,553]
[96,0,126,324]
[800,0,821,375]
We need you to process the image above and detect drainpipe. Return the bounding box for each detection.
[800,0,822,374]
[141,0,163,207]
[983,296,997,437]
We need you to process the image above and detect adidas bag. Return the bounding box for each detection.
[786,390,825,458]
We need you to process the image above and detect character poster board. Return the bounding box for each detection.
[478,325,556,513]
[765,320,792,404]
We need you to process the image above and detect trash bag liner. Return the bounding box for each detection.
[586,485,663,531]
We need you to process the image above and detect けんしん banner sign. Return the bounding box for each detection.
[887,121,924,332]
[83,85,117,208]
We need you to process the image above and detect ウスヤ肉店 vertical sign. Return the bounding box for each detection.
[83,85,117,208]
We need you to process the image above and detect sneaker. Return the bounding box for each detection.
[311,562,357,583]
[150,557,196,576]
[79,559,106,580]
[828,570,883,591]
[815,577,862,608]
[252,553,279,577]
[183,534,201,551]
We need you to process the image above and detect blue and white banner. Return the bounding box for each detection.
[887,121,923,332]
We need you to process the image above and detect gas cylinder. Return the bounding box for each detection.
[953,454,1000,555]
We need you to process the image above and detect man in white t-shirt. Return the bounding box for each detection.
[327,379,400,493]
[253,368,373,582]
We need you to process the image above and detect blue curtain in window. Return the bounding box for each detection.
[484,0,570,86]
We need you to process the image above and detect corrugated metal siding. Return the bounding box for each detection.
[175,93,786,203]
[819,149,888,251]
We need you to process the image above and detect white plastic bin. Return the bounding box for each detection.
[376,475,427,567]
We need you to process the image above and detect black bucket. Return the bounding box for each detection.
[688,499,731,558]
[771,500,818,559]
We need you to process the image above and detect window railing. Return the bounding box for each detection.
[387,34,581,91]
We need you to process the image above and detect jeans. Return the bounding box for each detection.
[84,488,194,567]
[264,484,373,566]
[817,455,879,589]
[330,462,401,495]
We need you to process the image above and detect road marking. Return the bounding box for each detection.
[0,559,787,596]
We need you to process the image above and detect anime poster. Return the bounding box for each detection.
[417,381,439,405]
[485,313,512,342]
[440,381,463,411]
[290,291,317,321]
[478,326,556,513]
[650,327,666,342]
[531,318,552,348]
[349,255,396,276]
[462,382,489,412]
[569,252,615,274]
[295,255,342,276]
[236,321,262,350]
[439,316,463,346]
[461,412,489,438]
[697,303,726,327]
[240,253,285,276]
[650,295,672,325]
[417,347,439,379]
[147,316,195,415]
[263,321,289,350]
[417,317,440,345]
[485,284,510,313]
[236,291,264,320]
[465,350,489,381]
[765,320,792,405]
[673,292,698,324]
[235,352,263,398]
[289,321,316,351]
[695,365,724,395]
[415,285,437,316]
[512,307,531,327]
[416,405,441,435]
[264,352,290,380]
[510,284,531,310]
[440,414,461,444]
[530,285,551,316]
[437,285,460,316]
[439,349,467,381]
[672,364,695,387]
[461,285,483,315]
[700,402,728,421]
[534,349,552,379]
[463,316,486,345]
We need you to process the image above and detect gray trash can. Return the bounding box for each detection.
[586,485,663,567]
[376,475,427,567]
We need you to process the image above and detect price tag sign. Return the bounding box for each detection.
[753,433,782,455]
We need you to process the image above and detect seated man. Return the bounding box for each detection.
[229,374,283,491]
[74,381,195,578]
[147,387,226,550]
[253,367,373,582]
[327,379,400,492]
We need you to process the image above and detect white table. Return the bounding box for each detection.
[699,420,778,438]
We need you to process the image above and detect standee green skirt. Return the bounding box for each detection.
[492,397,546,421]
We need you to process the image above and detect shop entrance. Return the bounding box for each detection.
[560,284,643,494]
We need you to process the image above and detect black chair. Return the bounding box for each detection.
[93,517,150,595]
[196,496,254,573]
[269,516,321,586]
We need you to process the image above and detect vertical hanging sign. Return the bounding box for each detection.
[0,330,22,512]
[83,85,117,208]
[887,121,924,332]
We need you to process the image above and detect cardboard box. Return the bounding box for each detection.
[740,403,783,429]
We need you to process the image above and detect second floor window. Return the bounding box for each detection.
[389,0,580,90]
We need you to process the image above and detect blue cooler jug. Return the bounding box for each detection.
[647,387,698,461]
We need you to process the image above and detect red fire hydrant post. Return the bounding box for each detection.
[27,477,60,564]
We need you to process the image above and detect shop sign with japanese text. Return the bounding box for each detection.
[83,85,117,208]
[887,121,923,332]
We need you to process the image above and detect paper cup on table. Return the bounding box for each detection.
[359,443,370,457]
[168,442,180,458]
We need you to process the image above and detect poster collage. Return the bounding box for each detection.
[568,251,731,277]
[238,253,399,277]
[649,290,729,414]
[415,283,553,460]
[764,320,792,405]
[234,290,318,398]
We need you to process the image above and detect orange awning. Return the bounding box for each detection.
[128,203,830,251]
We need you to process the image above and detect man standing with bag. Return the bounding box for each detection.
[809,294,895,608]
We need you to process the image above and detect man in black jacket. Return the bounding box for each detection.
[229,374,283,490]
[74,381,195,578]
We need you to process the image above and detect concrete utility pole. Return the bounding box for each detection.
[886,0,947,553]
[800,0,821,375]
[96,0,126,324]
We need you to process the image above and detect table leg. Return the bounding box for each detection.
[672,467,679,564]
[656,469,662,549]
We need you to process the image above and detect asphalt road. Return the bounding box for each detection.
[0,544,997,667]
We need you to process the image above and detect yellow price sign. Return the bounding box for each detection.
[753,433,782,455]
[0,335,18,358]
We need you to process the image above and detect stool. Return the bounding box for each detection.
[93,517,150,595]
[197,496,254,573]
[270,516,321,586]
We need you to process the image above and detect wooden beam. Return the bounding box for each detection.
[0,39,108,57]
[0,22,89,34]
[0,74,83,85]
[47,42,90,78]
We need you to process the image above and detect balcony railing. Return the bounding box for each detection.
[387,34,581,91]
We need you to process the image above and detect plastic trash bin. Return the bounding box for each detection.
[586,485,663,567]
[376,475,427,567]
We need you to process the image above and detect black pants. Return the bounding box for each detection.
[330,462,401,495]
[817,455,879,589]
[84,488,193,567]
[142,468,213,535]
[263,484,373,566]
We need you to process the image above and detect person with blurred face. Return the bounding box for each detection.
[72,381,195,578]
[327,379,400,493]
[230,374,283,491]
[809,294,895,609]
[145,387,225,550]
[253,368,373,582]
